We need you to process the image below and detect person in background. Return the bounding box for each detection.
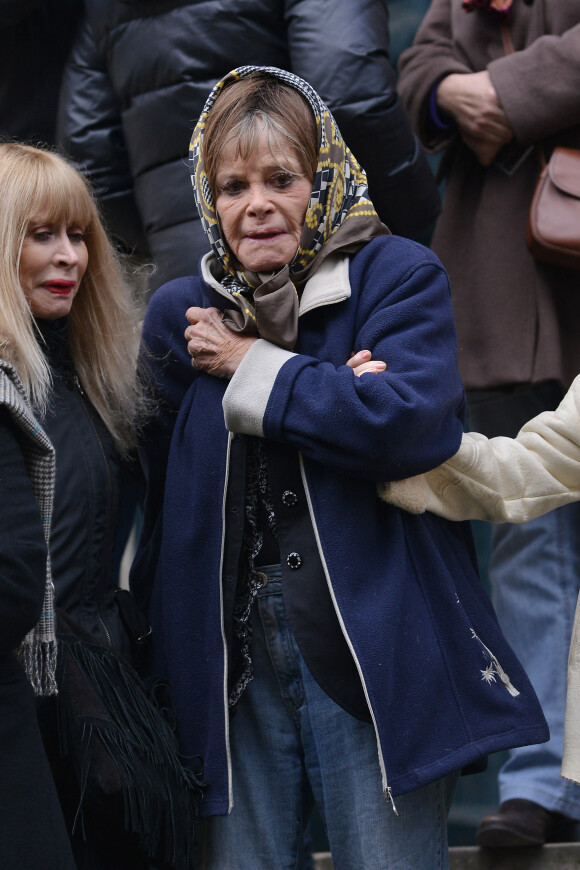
[132,66,548,869]
[398,0,580,848]
[0,142,148,869]
[378,372,580,805]
[56,0,440,292]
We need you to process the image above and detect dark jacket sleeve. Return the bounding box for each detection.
[284,0,440,238]
[0,409,47,657]
[0,0,42,25]
[57,17,148,255]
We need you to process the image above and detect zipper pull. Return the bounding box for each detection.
[384,786,398,816]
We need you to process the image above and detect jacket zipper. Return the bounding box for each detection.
[220,434,234,811]
[298,455,398,815]
[73,374,115,648]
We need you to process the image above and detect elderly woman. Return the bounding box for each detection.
[133,67,548,869]
[0,143,149,869]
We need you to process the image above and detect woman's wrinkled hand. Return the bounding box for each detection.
[436,71,513,166]
[347,350,387,377]
[185,307,258,378]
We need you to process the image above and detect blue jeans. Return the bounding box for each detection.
[198,566,459,869]
[491,509,580,817]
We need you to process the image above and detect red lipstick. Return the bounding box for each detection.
[42,280,76,296]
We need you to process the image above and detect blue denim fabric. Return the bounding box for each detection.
[490,508,580,817]
[198,565,459,869]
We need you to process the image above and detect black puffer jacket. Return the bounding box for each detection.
[0,0,82,145]
[57,0,440,289]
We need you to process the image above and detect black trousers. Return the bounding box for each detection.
[0,655,76,870]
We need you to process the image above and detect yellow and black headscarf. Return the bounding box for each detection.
[190,66,389,350]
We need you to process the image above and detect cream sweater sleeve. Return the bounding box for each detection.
[378,375,580,523]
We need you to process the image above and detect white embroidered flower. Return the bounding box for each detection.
[481,663,497,684]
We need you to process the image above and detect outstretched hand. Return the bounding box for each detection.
[185,307,258,378]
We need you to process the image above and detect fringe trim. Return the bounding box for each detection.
[58,632,205,868]
[16,636,58,696]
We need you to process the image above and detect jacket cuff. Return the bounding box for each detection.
[488,56,537,144]
[222,339,296,436]
[377,476,430,514]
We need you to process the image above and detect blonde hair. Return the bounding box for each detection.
[0,142,144,453]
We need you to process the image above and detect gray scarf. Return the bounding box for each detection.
[1,360,57,695]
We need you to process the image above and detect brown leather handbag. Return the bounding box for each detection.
[526,146,580,271]
[499,22,580,272]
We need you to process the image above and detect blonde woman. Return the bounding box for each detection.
[0,143,147,869]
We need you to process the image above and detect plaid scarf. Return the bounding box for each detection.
[190,66,388,350]
[1,361,57,695]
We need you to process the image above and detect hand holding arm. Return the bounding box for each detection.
[436,71,513,165]
[222,246,465,480]
[185,307,258,379]
[346,349,387,377]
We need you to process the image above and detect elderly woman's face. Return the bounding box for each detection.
[214,122,312,273]
[19,218,88,319]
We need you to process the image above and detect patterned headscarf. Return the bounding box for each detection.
[190,66,389,350]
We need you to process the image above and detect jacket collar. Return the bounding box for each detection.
[200,251,351,317]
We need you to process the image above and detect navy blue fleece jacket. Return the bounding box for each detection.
[132,236,548,816]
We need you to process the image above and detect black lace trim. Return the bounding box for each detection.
[228,438,277,708]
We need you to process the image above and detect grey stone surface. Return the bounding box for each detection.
[314,845,580,869]
[449,844,580,869]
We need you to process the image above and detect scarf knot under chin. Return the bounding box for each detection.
[221,266,299,352]
[190,66,389,350]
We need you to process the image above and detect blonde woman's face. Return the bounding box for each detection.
[19,219,88,320]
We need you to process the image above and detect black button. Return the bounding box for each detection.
[287,552,302,570]
[282,490,298,507]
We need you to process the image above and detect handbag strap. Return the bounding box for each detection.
[500,20,515,55]
[500,20,547,170]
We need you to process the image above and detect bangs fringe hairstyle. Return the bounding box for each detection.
[0,142,145,453]
[203,74,318,200]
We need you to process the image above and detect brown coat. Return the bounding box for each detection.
[398,1,580,390]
